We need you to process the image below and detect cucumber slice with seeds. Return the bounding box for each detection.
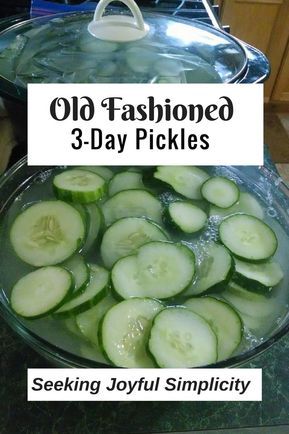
[184,242,233,296]
[76,294,117,347]
[100,298,163,367]
[219,214,278,262]
[201,176,239,208]
[185,297,243,360]
[112,241,195,300]
[101,217,168,269]
[164,201,207,234]
[108,171,144,196]
[10,200,85,267]
[102,189,162,226]
[209,192,264,220]
[53,169,106,203]
[233,258,283,293]
[62,254,90,295]
[153,166,209,200]
[148,307,217,368]
[11,266,73,319]
[54,264,109,317]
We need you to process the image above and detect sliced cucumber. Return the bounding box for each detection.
[235,312,266,333]
[76,294,117,347]
[222,282,279,319]
[184,242,233,296]
[184,297,243,361]
[209,192,264,220]
[101,217,168,269]
[72,203,87,223]
[102,189,162,226]
[219,214,278,262]
[100,298,163,367]
[148,307,217,368]
[233,258,283,293]
[77,166,113,181]
[79,343,108,364]
[54,264,109,317]
[201,176,239,209]
[112,241,195,300]
[153,166,209,199]
[63,317,83,337]
[112,255,139,299]
[81,203,103,254]
[10,200,85,267]
[164,201,207,234]
[11,266,73,319]
[53,169,106,203]
[108,171,144,197]
[62,254,90,295]
[78,38,118,54]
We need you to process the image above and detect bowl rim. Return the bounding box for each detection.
[1,157,289,368]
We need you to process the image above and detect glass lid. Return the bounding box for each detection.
[0,0,247,98]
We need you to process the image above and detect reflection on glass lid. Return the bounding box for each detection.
[0,11,247,86]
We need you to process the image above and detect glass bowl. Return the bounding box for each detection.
[1,157,289,368]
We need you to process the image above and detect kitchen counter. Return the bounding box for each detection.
[1,313,289,434]
[1,164,289,434]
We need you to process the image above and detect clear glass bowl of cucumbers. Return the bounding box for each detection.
[1,158,289,368]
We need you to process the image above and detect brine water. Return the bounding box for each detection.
[1,166,289,366]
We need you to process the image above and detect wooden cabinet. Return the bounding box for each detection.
[217,0,289,104]
[271,39,289,102]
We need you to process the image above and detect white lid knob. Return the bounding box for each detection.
[88,0,149,42]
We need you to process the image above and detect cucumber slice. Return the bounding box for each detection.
[108,171,144,196]
[112,241,195,300]
[201,176,239,208]
[81,203,103,254]
[125,47,157,74]
[10,201,85,267]
[219,214,278,262]
[54,264,109,317]
[222,282,278,319]
[102,189,162,226]
[235,312,266,333]
[78,38,118,54]
[209,192,264,220]
[184,242,233,296]
[100,298,163,367]
[77,166,113,181]
[72,203,87,223]
[53,169,106,203]
[101,217,168,269]
[11,266,73,319]
[164,201,207,234]
[79,343,108,364]
[112,255,139,299]
[184,297,243,361]
[148,307,217,368]
[153,166,209,199]
[76,294,117,347]
[64,317,83,337]
[233,258,283,293]
[62,254,90,295]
